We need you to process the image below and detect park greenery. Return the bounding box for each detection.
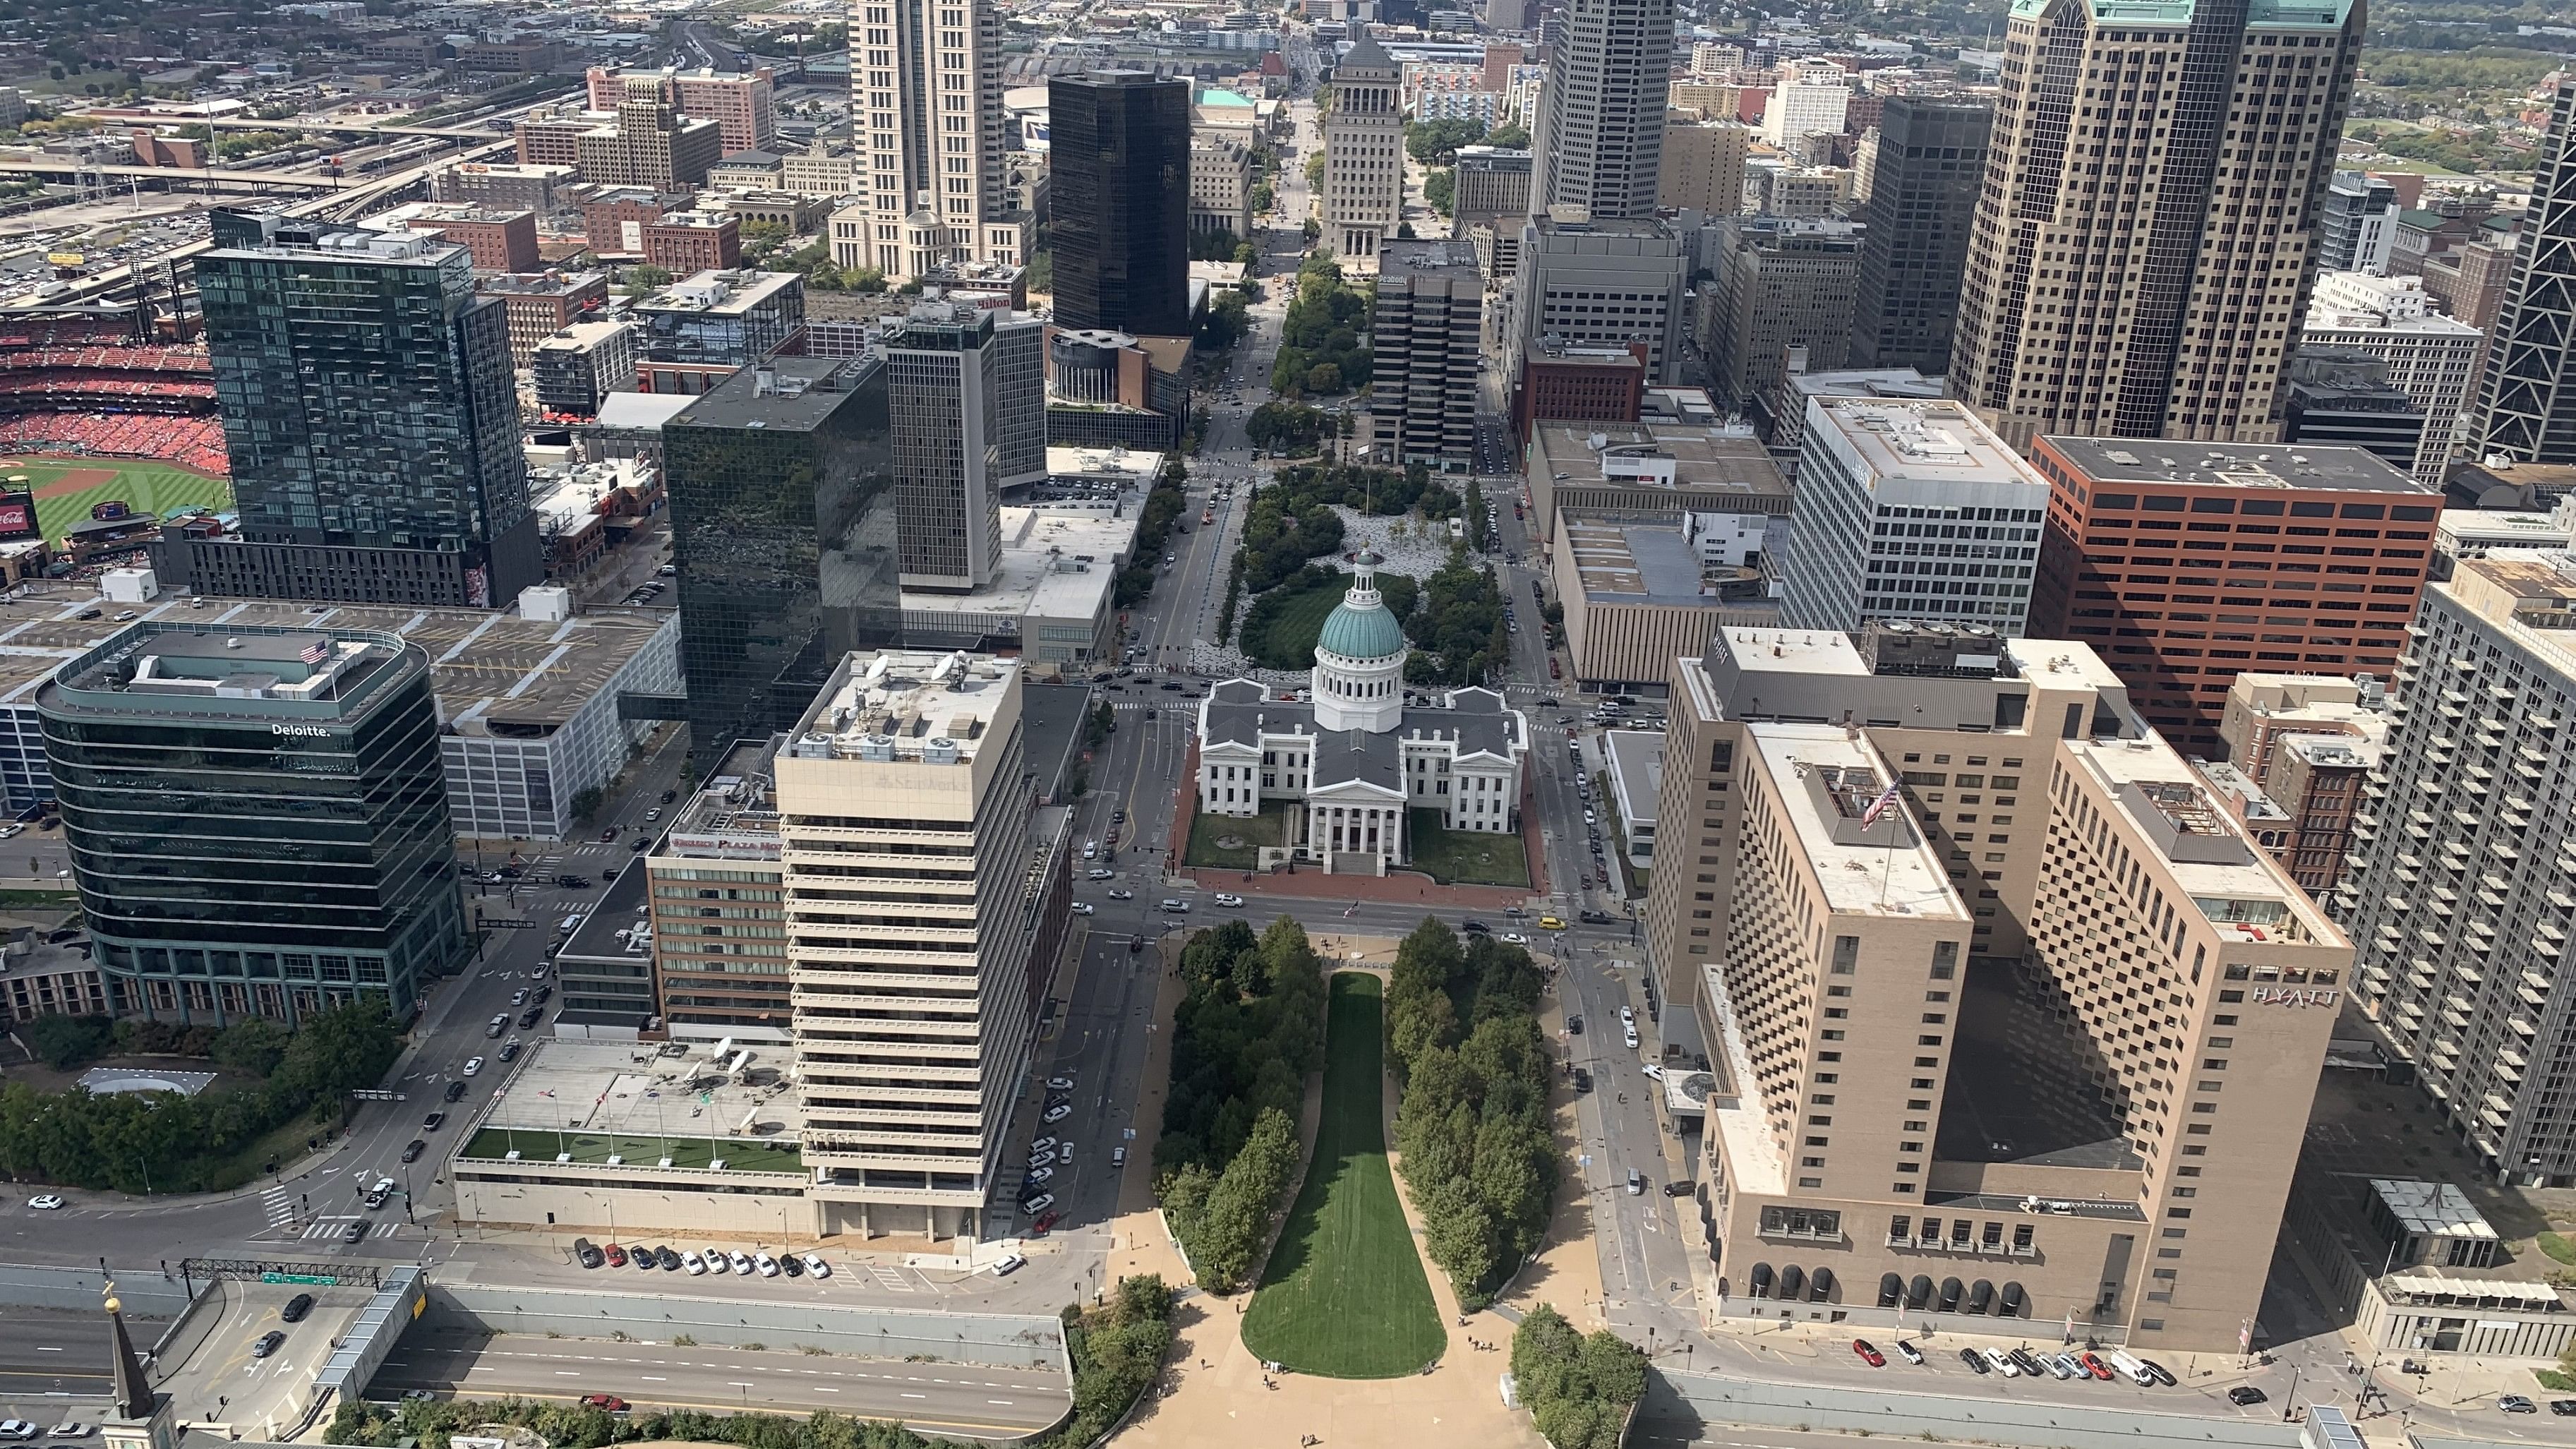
[1388,918,1560,1309]
[0,1001,400,1194]
[1424,169,1456,217]
[1483,123,1531,150]
[1403,116,1487,164]
[1239,563,1419,671]
[1244,400,1331,452]
[325,1276,1172,1449]
[1271,255,1372,398]
[1403,543,1512,687]
[1510,1304,1649,1449]
[1155,919,1328,1292]
[1201,289,1253,351]
[23,1012,291,1073]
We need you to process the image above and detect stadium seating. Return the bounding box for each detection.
[0,414,228,476]
[0,329,228,476]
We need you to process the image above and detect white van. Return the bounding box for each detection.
[2107,1350,2156,1387]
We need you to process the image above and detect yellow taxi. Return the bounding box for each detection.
[1537,915,1566,931]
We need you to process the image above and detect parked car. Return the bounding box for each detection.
[680,1251,706,1275]
[1851,1340,1885,1368]
[752,1252,780,1277]
[573,1238,602,1268]
[1021,1193,1056,1215]
[1985,1349,2016,1377]
[1661,1179,1693,1197]
[0,1424,40,1442]
[2502,1396,2539,1415]
[603,1244,627,1268]
[25,1194,63,1210]
[2227,1388,2267,1407]
[1894,1341,1925,1366]
[578,1396,628,1413]
[655,1246,682,1271]
[800,1253,831,1278]
[1044,1103,1071,1123]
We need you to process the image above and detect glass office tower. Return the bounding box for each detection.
[185,210,541,607]
[663,356,901,766]
[1048,71,1191,339]
[37,624,466,1025]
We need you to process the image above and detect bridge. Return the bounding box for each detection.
[0,160,342,189]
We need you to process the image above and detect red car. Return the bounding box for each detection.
[602,1243,627,1267]
[1852,1339,1885,1368]
[2078,1352,2114,1381]
[1031,1210,1060,1237]
[598,826,619,842]
[578,1395,628,1412]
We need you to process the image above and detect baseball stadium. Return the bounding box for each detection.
[0,313,233,575]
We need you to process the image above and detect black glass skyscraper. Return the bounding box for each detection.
[663,357,901,766]
[1049,71,1191,339]
[2472,84,2576,464]
[38,624,466,1026]
[180,210,542,608]
[1848,95,1992,375]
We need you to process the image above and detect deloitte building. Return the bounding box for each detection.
[37,625,467,1025]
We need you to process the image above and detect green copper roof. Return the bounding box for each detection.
[1318,596,1407,661]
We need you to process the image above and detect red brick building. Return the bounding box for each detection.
[642,210,742,273]
[582,188,694,258]
[514,112,596,169]
[407,207,540,272]
[1516,339,1645,439]
[2028,436,2439,752]
[476,270,612,365]
[128,128,208,168]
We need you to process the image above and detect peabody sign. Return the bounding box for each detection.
[2250,986,2338,1009]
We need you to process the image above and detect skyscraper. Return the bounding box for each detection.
[1529,0,1675,223]
[1049,71,1191,337]
[663,356,899,766]
[1705,215,1863,409]
[2336,549,2576,1184]
[1949,0,2364,446]
[2315,169,2398,275]
[781,649,1052,1239]
[1323,35,1405,261]
[887,302,1006,591]
[1370,239,1483,468]
[189,210,539,608]
[2468,85,2576,465]
[847,0,1011,278]
[1847,95,1992,375]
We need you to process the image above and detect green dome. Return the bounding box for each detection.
[1318,596,1406,661]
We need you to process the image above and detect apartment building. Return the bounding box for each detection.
[847,0,1015,277]
[531,320,639,421]
[2217,673,2392,793]
[2335,550,2576,1184]
[590,66,779,155]
[642,210,742,275]
[1644,625,2348,1349]
[474,270,609,366]
[2027,438,2438,754]
[1657,118,1750,215]
[1759,80,1848,146]
[1774,396,2048,637]
[1190,131,1256,239]
[2301,272,2485,487]
[648,735,790,1045]
[1370,240,1481,469]
[776,649,1057,1239]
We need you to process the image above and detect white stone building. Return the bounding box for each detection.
[1194,553,1528,872]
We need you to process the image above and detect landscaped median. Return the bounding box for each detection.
[1240,972,1446,1378]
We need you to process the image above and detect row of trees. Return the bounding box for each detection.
[1113,457,1192,609]
[1404,543,1511,687]
[1236,486,1348,594]
[1155,919,1328,1292]
[1272,256,1372,398]
[0,1001,400,1194]
[1510,1304,1648,1449]
[1387,918,1559,1309]
[24,1012,292,1074]
[1244,400,1331,452]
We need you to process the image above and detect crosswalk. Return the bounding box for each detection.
[259,1185,295,1232]
[303,1213,359,1241]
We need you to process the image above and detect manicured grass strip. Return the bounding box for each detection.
[1406,807,1532,888]
[1241,972,1446,1378]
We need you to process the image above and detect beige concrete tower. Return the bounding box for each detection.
[848,0,1007,277]
[1323,33,1404,261]
[1949,0,2364,447]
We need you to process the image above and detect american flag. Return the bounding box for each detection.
[1861,783,1903,826]
[299,641,330,665]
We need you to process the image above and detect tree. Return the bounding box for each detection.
[1304,361,1342,392]
[1250,181,1276,212]
[1422,1174,1501,1304]
[1304,150,1326,186]
[1424,168,1455,216]
[24,1014,112,1070]
[1301,217,1322,243]
[1404,117,1488,163]
[570,786,607,825]
[845,266,887,294]
[1025,249,1053,292]
[1234,241,1259,266]
[211,1018,292,1076]
[1484,123,1531,149]
[625,264,673,291]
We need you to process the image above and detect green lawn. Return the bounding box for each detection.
[0,455,234,546]
[1406,809,1531,888]
[1241,568,1416,670]
[459,1128,802,1175]
[1241,973,1445,1378]
[1185,800,1292,869]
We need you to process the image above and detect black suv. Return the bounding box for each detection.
[401,1139,426,1162]
[280,1293,314,1323]
[442,1080,468,1103]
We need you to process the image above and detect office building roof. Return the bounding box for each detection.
[1602,728,1663,826]
[2041,436,2437,495]
[1561,517,1710,603]
[791,649,1021,760]
[631,267,800,318]
[475,1036,805,1146]
[1529,422,1791,502]
[900,509,1138,632]
[1745,721,1963,918]
[666,356,872,433]
[1808,395,2038,487]
[658,735,783,863]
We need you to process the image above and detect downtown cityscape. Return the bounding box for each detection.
[0,0,2565,1448]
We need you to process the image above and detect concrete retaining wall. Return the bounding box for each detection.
[0,1262,194,1316]
[1641,1367,2306,1449]
[426,1284,1072,1378]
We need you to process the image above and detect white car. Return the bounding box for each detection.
[1044,1103,1072,1123]
[462,1057,483,1076]
[1642,1064,1665,1081]
[800,1252,831,1278]
[1071,902,1096,915]
[1030,1135,1058,1154]
[1212,893,1246,907]
[1086,867,1114,880]
[1107,889,1134,900]
[992,1252,1027,1276]
[1028,1150,1058,1170]
[1047,1076,1076,1090]
[0,1424,40,1442]
[753,1252,781,1277]
[702,1249,728,1274]
[25,1194,64,1210]
[680,1250,707,1275]
[1500,932,1529,944]
[728,1249,754,1274]
[50,1426,91,1439]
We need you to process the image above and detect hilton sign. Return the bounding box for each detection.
[2249,986,2338,1009]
